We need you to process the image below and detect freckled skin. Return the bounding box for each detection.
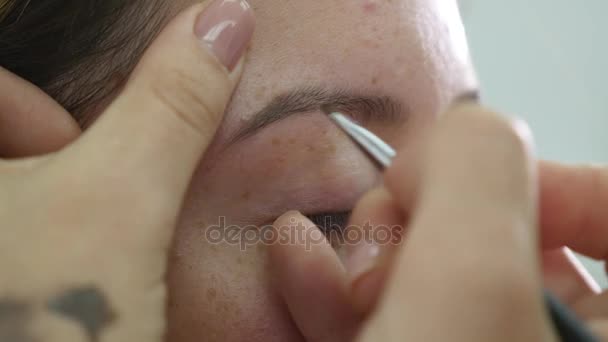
[153,0,477,341]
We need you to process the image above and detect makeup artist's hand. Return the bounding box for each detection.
[352,105,608,340]
[355,104,608,341]
[268,102,608,341]
[354,102,557,341]
[0,2,253,342]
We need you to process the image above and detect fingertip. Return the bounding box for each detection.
[273,210,305,227]
[384,154,421,212]
[268,210,328,263]
[0,67,81,158]
[539,161,608,260]
[194,0,255,72]
[345,187,403,280]
[349,187,403,234]
[268,210,359,342]
[350,267,388,317]
[345,188,403,317]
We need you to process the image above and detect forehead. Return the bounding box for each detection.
[209,0,475,138]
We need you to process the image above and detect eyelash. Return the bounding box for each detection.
[306,211,352,236]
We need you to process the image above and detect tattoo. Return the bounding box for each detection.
[0,298,38,342]
[47,286,115,342]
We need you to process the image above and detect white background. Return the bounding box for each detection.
[461,0,607,288]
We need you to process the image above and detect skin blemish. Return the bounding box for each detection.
[342,45,353,57]
[371,76,379,85]
[288,138,296,145]
[361,39,381,50]
[362,0,378,13]
[241,191,251,200]
[255,86,267,101]
[305,142,337,158]
[206,289,218,302]
[271,138,281,147]
[321,143,337,155]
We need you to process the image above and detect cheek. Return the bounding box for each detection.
[167,226,302,341]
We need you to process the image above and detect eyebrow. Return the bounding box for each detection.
[229,86,408,143]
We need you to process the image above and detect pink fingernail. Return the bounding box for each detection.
[194,0,255,71]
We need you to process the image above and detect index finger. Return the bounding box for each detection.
[539,161,608,261]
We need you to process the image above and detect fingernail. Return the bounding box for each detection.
[345,241,381,281]
[195,0,255,71]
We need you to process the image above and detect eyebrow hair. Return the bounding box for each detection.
[230,86,408,143]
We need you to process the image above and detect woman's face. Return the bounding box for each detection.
[164,0,477,340]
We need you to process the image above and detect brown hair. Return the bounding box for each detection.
[0,1,16,21]
[0,0,168,124]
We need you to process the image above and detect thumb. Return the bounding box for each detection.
[63,0,254,200]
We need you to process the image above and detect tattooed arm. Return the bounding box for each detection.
[0,288,114,342]
[0,3,254,341]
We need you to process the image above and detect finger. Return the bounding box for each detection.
[572,291,608,320]
[542,248,601,305]
[62,1,254,207]
[387,152,608,264]
[0,67,80,158]
[345,187,403,316]
[268,211,359,342]
[382,132,426,213]
[376,103,554,341]
[539,161,608,262]
[586,319,608,341]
